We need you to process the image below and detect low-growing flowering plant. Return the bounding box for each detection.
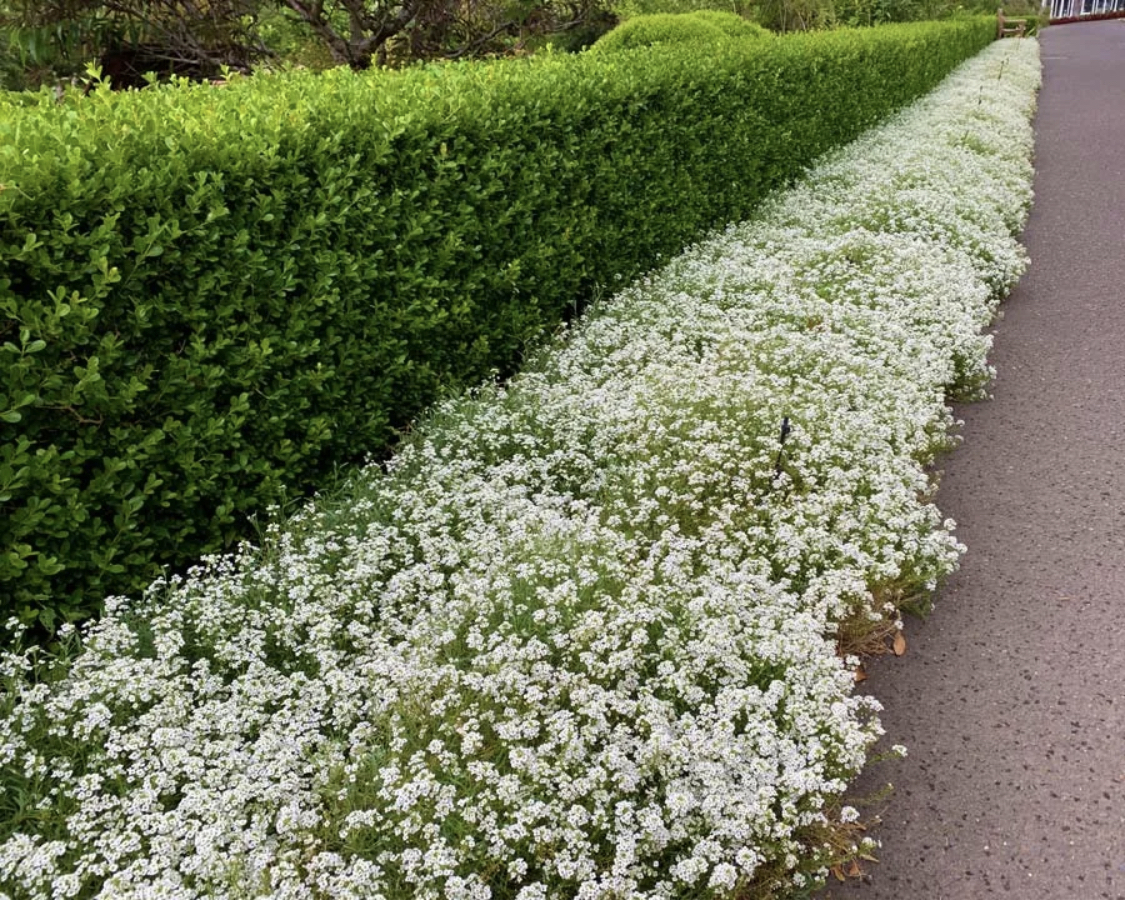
[0,39,1039,900]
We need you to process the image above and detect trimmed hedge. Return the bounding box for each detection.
[0,18,995,630]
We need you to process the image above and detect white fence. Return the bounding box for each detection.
[1048,0,1125,18]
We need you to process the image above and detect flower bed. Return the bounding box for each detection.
[0,39,1040,900]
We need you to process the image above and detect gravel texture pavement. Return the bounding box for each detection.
[819,23,1125,900]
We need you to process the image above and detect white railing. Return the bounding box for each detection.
[1049,0,1125,19]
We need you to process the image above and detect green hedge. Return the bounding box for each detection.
[0,18,995,632]
[683,10,772,37]
[611,0,758,20]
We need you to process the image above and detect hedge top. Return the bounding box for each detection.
[2,20,979,195]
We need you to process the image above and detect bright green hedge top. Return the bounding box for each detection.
[591,13,733,49]
[592,10,770,50]
[0,18,995,633]
[684,10,772,37]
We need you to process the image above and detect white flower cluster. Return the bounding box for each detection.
[0,39,1039,900]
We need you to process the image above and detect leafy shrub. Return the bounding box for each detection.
[683,9,771,35]
[0,89,41,108]
[757,0,838,32]
[612,0,755,20]
[541,9,622,51]
[590,12,729,49]
[593,9,768,48]
[0,18,997,634]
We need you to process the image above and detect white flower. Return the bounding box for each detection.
[708,862,739,890]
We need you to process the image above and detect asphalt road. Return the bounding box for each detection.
[818,22,1125,900]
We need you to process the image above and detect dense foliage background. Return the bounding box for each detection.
[0,0,1039,88]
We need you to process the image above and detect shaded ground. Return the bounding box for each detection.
[819,23,1125,900]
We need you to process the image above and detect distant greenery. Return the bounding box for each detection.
[611,0,756,19]
[684,8,770,34]
[833,0,1045,29]
[0,0,618,89]
[612,0,1045,33]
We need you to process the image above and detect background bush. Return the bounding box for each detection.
[0,17,995,633]
[590,12,731,47]
[611,0,757,20]
[592,10,768,48]
[683,10,770,36]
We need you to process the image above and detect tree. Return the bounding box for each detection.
[0,0,614,89]
[275,0,614,68]
[1,0,270,85]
